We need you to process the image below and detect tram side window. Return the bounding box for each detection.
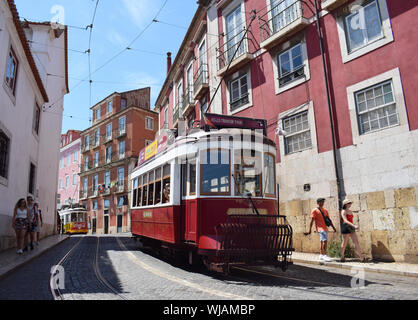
[137,176,142,207]
[234,150,262,197]
[190,161,196,195]
[71,213,77,222]
[155,167,162,204]
[142,174,148,206]
[182,163,187,197]
[148,171,155,206]
[162,164,171,203]
[201,149,230,195]
[264,153,276,197]
[78,213,84,222]
[132,178,138,207]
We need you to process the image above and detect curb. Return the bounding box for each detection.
[0,235,70,282]
[292,258,418,279]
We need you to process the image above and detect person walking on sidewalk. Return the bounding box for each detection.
[304,198,337,262]
[33,203,42,246]
[12,199,29,254]
[340,199,366,263]
[25,196,37,251]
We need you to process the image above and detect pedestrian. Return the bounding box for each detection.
[162,183,170,203]
[26,196,36,251]
[33,203,42,245]
[304,198,337,262]
[340,199,366,263]
[12,198,29,254]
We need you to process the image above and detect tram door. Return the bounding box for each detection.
[181,162,197,243]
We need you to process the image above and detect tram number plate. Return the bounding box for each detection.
[143,211,153,219]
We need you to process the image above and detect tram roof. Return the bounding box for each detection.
[133,128,276,173]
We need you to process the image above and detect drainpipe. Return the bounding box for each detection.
[313,0,343,209]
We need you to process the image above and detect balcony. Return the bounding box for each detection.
[91,138,100,149]
[216,29,253,77]
[116,127,127,139]
[193,64,209,100]
[173,101,182,126]
[321,0,349,11]
[82,144,90,153]
[182,88,194,117]
[259,0,309,50]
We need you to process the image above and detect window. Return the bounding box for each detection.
[119,140,125,159]
[73,174,77,186]
[344,0,383,53]
[118,167,124,189]
[65,175,69,188]
[270,0,299,33]
[60,157,64,169]
[106,123,112,140]
[73,151,78,163]
[200,149,230,195]
[148,171,154,206]
[162,164,171,204]
[164,107,168,128]
[234,150,262,197]
[104,171,111,189]
[225,5,245,63]
[189,161,196,195]
[93,200,98,211]
[119,116,126,135]
[146,117,154,130]
[137,176,143,207]
[283,111,312,154]
[94,108,100,121]
[94,151,99,168]
[59,179,63,190]
[142,174,148,206]
[84,156,89,171]
[117,196,126,207]
[106,146,112,164]
[84,135,90,149]
[264,153,276,197]
[121,99,127,110]
[28,163,36,195]
[67,154,71,166]
[94,129,100,146]
[0,130,10,180]
[355,80,398,135]
[132,178,138,207]
[107,100,113,114]
[33,103,41,135]
[5,48,18,94]
[229,73,249,111]
[82,178,88,197]
[104,199,110,209]
[278,43,304,86]
[154,167,162,204]
[93,175,98,193]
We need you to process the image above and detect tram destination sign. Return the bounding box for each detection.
[137,133,169,167]
[202,113,267,136]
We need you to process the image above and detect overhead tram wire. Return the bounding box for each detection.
[43,0,170,114]
[88,0,100,115]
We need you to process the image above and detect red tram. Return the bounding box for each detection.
[130,115,293,273]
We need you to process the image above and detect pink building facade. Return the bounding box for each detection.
[58,130,81,209]
[156,0,418,262]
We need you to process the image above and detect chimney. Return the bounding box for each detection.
[167,52,172,75]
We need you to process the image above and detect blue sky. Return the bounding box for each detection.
[15,0,198,133]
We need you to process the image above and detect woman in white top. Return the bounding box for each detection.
[12,199,29,254]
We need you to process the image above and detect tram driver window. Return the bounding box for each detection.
[132,178,138,207]
[264,153,276,197]
[162,164,171,203]
[234,150,262,197]
[200,149,230,195]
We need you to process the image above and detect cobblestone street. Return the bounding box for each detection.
[0,235,416,301]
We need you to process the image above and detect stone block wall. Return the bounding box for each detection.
[280,186,418,263]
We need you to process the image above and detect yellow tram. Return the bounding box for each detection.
[59,207,88,235]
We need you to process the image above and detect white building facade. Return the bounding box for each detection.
[0,0,68,251]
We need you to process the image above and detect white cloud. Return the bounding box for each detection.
[122,0,158,28]
[107,29,128,46]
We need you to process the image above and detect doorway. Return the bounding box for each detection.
[92,218,97,234]
[117,215,123,233]
[104,215,109,234]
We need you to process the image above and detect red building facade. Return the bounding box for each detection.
[80,87,158,234]
[156,0,418,262]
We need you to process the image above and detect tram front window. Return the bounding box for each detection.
[264,153,276,197]
[234,150,262,197]
[201,149,230,195]
[71,213,77,222]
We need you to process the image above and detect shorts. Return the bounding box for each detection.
[27,223,36,233]
[14,219,28,232]
[341,222,355,234]
[318,231,328,242]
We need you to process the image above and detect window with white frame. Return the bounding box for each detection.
[33,103,41,136]
[106,123,112,140]
[94,108,100,121]
[73,150,78,163]
[5,48,19,95]
[94,129,100,145]
[119,116,126,135]
[107,100,113,114]
[105,146,112,164]
[119,140,125,159]
[0,130,10,180]
[65,175,69,188]
[278,43,304,86]
[229,72,249,111]
[93,175,98,192]
[344,0,383,53]
[94,151,99,168]
[225,5,245,63]
[283,111,312,154]
[118,167,124,188]
[59,179,63,190]
[145,117,154,130]
[73,174,77,186]
[82,178,88,196]
[355,80,398,135]
[105,171,110,189]
[121,98,127,110]
[84,156,89,171]
[164,107,168,128]
[28,163,36,195]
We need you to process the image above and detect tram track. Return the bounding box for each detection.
[50,236,130,300]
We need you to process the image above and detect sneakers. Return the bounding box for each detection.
[319,255,332,262]
[16,249,23,254]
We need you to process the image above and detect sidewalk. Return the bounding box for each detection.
[292,252,418,278]
[0,234,69,280]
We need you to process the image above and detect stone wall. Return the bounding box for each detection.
[281,186,418,263]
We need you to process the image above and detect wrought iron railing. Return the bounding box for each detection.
[182,87,194,110]
[216,28,249,71]
[259,0,303,42]
[194,63,209,92]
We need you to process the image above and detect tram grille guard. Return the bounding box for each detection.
[215,215,294,271]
